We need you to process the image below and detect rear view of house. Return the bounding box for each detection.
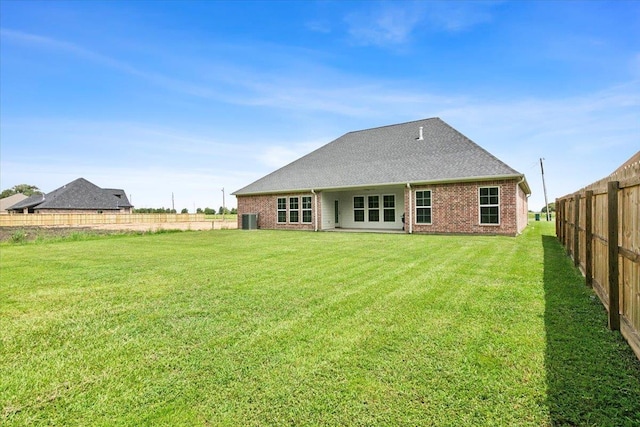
[7,178,133,214]
[233,118,530,236]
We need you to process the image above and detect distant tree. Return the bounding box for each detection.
[230,208,237,214]
[181,208,189,214]
[204,207,216,215]
[541,202,556,213]
[218,206,231,215]
[133,207,178,214]
[0,184,42,198]
[196,208,203,214]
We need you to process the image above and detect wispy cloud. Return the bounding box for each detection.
[343,1,498,47]
[1,28,142,75]
[0,28,228,102]
[424,1,497,32]
[344,3,425,47]
[257,139,327,169]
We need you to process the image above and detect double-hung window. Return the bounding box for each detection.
[368,196,380,222]
[289,197,299,223]
[383,195,395,222]
[416,190,432,224]
[277,197,287,223]
[302,196,312,223]
[354,196,365,222]
[479,187,499,225]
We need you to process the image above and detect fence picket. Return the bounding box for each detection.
[556,155,639,360]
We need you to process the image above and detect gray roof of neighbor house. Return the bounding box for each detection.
[0,193,28,213]
[233,117,530,195]
[7,178,133,211]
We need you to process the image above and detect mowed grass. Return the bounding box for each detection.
[1,223,639,426]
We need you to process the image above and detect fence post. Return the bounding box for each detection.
[573,193,580,267]
[560,199,567,247]
[607,181,620,331]
[555,198,561,242]
[585,190,593,287]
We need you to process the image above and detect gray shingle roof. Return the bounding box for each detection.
[233,118,527,195]
[7,178,133,211]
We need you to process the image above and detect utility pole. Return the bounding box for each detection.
[172,192,175,213]
[540,158,550,221]
[221,188,225,221]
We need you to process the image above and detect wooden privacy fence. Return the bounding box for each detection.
[0,213,207,227]
[556,155,640,360]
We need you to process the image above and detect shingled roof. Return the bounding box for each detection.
[233,117,528,196]
[7,178,133,211]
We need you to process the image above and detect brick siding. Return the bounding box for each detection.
[403,179,525,236]
[237,192,322,231]
[238,179,527,235]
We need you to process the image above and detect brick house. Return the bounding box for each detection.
[0,193,28,214]
[7,177,133,214]
[233,118,530,235]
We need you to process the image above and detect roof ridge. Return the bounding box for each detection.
[437,120,521,175]
[344,117,440,136]
[233,118,525,196]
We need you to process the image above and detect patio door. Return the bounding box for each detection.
[334,200,340,228]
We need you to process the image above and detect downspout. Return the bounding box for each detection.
[311,189,318,232]
[516,175,528,233]
[406,183,413,234]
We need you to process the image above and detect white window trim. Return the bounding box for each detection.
[367,195,380,222]
[383,194,396,222]
[289,196,300,223]
[354,195,365,222]
[478,186,501,226]
[278,195,316,224]
[415,189,432,225]
[302,196,312,223]
[277,197,287,224]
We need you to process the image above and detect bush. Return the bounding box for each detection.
[10,229,27,244]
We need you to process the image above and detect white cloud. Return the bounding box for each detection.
[3,24,637,214]
[257,139,327,169]
[343,1,498,48]
[424,1,496,32]
[432,81,640,210]
[345,3,424,47]
[306,20,332,34]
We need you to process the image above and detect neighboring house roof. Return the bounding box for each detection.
[233,117,530,196]
[0,193,28,213]
[7,178,133,211]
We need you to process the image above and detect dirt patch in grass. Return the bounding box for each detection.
[0,221,235,243]
[0,227,119,243]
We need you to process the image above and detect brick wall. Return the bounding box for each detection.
[239,180,527,235]
[516,183,529,234]
[403,179,523,236]
[237,192,321,231]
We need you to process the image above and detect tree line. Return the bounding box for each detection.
[133,207,237,215]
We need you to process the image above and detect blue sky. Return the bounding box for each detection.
[1,1,638,211]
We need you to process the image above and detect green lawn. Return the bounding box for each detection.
[1,223,639,426]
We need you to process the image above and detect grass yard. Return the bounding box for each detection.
[1,223,639,426]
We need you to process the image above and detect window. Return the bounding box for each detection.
[368,196,379,222]
[277,197,287,223]
[479,187,499,225]
[302,196,312,223]
[383,195,395,222]
[416,190,432,224]
[354,196,365,222]
[289,197,299,223]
